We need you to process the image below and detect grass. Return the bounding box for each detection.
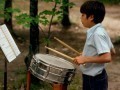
[5,66,53,90]
[68,72,82,90]
[0,70,4,90]
[100,0,120,4]
[0,66,83,90]
[0,0,4,11]
[30,81,52,90]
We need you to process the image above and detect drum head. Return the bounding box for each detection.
[34,54,74,69]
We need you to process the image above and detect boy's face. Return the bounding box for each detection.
[80,13,94,28]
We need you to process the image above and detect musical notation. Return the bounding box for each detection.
[0,24,20,62]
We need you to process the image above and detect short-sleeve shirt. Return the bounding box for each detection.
[80,23,114,76]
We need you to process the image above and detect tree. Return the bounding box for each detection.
[24,0,39,69]
[4,0,18,38]
[30,0,39,54]
[61,0,71,28]
[25,0,40,89]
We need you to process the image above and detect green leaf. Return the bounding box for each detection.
[57,15,63,21]
[5,8,21,13]
[68,2,75,8]
[43,37,51,44]
[42,10,53,15]
[54,0,61,4]
[0,14,4,18]
[15,13,31,27]
[42,0,54,3]
[4,14,11,21]
[55,10,62,15]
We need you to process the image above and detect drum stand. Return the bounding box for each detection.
[26,73,68,90]
[26,76,68,90]
[53,83,68,90]
[26,71,31,90]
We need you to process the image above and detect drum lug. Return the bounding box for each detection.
[44,65,50,78]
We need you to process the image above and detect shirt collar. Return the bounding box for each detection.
[87,23,102,39]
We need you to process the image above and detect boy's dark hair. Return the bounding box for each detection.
[80,0,105,24]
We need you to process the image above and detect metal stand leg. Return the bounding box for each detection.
[4,59,7,90]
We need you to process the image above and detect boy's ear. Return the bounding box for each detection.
[89,15,94,21]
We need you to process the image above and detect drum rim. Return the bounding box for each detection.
[33,53,75,69]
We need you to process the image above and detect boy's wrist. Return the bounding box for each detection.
[82,57,88,64]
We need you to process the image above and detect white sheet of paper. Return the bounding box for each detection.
[0,24,21,62]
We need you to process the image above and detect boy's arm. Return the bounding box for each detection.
[74,52,111,64]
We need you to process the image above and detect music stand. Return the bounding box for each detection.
[0,24,20,90]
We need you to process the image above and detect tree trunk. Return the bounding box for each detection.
[4,0,18,38]
[25,0,40,89]
[30,0,39,54]
[61,0,71,28]
[24,0,39,69]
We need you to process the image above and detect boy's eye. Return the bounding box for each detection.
[81,14,83,17]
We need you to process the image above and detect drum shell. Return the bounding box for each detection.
[29,54,76,84]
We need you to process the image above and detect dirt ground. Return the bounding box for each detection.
[0,1,120,90]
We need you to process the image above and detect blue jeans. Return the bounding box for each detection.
[82,69,108,90]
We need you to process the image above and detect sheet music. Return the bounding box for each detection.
[0,24,21,62]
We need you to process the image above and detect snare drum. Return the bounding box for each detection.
[29,54,76,84]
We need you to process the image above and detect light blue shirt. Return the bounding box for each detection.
[80,23,114,76]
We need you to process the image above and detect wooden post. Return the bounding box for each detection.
[26,71,31,90]
[53,83,68,90]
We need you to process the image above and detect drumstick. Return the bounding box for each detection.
[54,37,81,55]
[45,46,74,61]
[45,46,85,66]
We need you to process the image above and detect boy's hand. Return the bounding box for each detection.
[74,56,85,65]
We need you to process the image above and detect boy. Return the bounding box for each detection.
[74,1,115,90]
